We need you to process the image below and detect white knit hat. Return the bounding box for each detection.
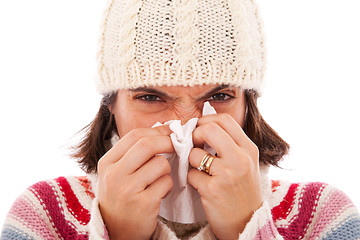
[96,0,266,95]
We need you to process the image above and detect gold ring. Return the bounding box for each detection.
[204,155,216,174]
[197,153,216,175]
[197,154,210,172]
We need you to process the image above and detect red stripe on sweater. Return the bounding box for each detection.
[76,176,95,199]
[277,182,325,240]
[272,183,299,221]
[56,177,91,225]
[271,180,280,192]
[30,180,88,240]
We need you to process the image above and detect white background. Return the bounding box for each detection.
[0,0,359,229]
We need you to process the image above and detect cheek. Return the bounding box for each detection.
[114,108,169,137]
[233,106,246,128]
[224,107,246,127]
[212,102,246,127]
[230,93,247,128]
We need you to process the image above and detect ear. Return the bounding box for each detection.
[107,104,113,114]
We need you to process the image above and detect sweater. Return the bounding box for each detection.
[1,173,360,240]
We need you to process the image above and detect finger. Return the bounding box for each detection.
[189,148,222,176]
[192,121,238,158]
[117,135,174,174]
[197,113,253,149]
[99,125,172,166]
[133,155,171,189]
[145,174,173,200]
[197,114,259,166]
[187,168,210,196]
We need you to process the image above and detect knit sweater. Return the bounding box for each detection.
[1,173,360,240]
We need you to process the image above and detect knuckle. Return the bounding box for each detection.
[154,156,171,175]
[252,144,260,160]
[222,169,237,183]
[188,152,197,167]
[244,140,260,161]
[236,144,259,167]
[206,121,219,130]
[102,170,116,184]
[240,159,252,173]
[97,151,115,175]
[119,179,135,197]
[235,151,259,176]
[245,134,259,153]
[200,121,220,135]
[136,137,152,150]
[97,157,106,174]
[236,151,252,171]
[161,158,171,175]
[164,175,174,190]
[150,176,173,205]
[128,128,145,142]
[218,113,234,123]
[207,180,221,198]
[149,194,162,208]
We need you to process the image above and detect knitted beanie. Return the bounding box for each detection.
[96,0,266,95]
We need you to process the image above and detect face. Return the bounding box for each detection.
[110,85,246,138]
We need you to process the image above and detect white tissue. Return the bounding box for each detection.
[153,102,217,223]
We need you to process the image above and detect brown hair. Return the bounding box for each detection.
[243,90,289,166]
[72,94,117,174]
[72,90,289,174]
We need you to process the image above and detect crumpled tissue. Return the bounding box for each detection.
[152,102,217,224]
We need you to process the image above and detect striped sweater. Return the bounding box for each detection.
[1,174,360,239]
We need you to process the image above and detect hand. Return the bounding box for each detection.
[188,113,262,240]
[97,126,174,240]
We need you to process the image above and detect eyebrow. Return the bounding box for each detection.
[129,87,171,99]
[200,85,231,100]
[129,84,231,100]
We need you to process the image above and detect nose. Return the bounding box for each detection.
[171,103,202,125]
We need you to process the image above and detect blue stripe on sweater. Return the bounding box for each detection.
[1,225,35,240]
[322,214,360,240]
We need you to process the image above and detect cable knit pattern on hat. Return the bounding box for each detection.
[96,0,266,95]
[173,0,199,85]
[2,175,360,239]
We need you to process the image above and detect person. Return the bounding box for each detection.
[1,0,360,239]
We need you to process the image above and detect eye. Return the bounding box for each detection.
[208,93,233,101]
[136,94,162,102]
